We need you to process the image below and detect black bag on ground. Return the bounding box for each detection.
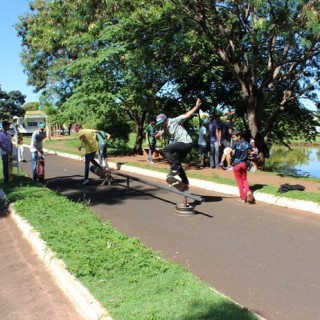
[277,183,305,194]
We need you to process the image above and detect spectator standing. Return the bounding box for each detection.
[145,118,157,164]
[231,130,254,204]
[30,123,46,180]
[221,116,234,148]
[0,121,13,183]
[208,114,221,168]
[155,98,202,189]
[96,130,111,169]
[75,124,103,185]
[16,126,26,162]
[198,118,210,168]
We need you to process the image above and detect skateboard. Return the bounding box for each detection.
[90,165,114,185]
[8,154,14,182]
[166,176,188,192]
[37,156,45,181]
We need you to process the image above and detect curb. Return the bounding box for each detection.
[9,207,112,320]
[111,163,320,215]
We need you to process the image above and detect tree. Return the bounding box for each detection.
[170,0,320,145]
[23,102,39,111]
[0,86,25,120]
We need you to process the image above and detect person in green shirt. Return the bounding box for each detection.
[96,130,111,169]
[145,118,156,164]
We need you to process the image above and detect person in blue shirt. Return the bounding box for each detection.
[155,98,202,189]
[30,123,46,180]
[231,130,254,204]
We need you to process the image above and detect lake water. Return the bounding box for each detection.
[266,146,320,178]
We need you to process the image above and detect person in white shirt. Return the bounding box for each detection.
[198,118,210,168]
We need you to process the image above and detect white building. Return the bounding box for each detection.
[13,111,47,134]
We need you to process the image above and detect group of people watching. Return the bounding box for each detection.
[198,115,259,172]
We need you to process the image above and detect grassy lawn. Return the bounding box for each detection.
[1,171,257,320]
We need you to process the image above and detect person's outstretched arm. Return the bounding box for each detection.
[183,98,202,119]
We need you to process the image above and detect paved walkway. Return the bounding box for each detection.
[0,208,85,320]
[2,149,320,320]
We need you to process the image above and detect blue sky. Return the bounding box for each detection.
[0,1,39,103]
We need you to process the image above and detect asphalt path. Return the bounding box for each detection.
[19,150,320,320]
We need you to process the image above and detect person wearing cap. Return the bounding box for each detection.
[74,124,104,185]
[30,123,46,180]
[0,121,13,183]
[155,98,202,189]
[198,118,210,168]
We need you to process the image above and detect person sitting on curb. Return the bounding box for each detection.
[218,147,233,171]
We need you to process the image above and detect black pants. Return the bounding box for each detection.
[162,142,193,185]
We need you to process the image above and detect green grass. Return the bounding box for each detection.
[1,175,257,320]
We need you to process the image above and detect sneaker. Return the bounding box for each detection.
[167,170,179,178]
[227,166,233,171]
[247,191,254,204]
[239,199,246,203]
[82,179,90,186]
[218,164,226,170]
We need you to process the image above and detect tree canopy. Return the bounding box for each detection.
[16,0,320,153]
[0,86,25,120]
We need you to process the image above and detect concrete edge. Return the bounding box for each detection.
[113,163,320,215]
[9,207,112,320]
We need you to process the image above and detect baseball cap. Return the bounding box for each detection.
[2,121,11,127]
[156,114,167,126]
[38,123,45,129]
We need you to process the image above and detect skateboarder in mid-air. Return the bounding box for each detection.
[155,98,202,191]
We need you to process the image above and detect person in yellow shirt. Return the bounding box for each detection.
[74,124,104,185]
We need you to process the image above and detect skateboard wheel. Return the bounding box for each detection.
[175,204,195,217]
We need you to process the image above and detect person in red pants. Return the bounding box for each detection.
[231,130,254,204]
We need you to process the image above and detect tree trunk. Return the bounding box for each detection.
[133,124,144,155]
